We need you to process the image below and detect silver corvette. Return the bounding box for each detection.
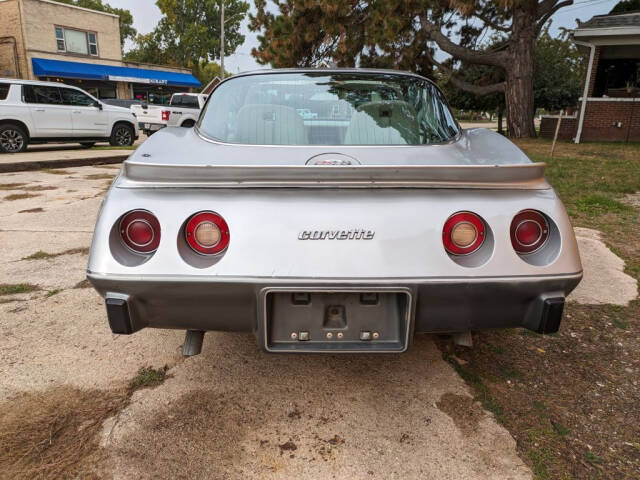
[87,69,582,355]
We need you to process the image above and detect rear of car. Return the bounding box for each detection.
[131,103,168,136]
[88,70,582,355]
[165,93,207,128]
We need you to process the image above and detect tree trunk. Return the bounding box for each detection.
[504,6,537,138]
[497,107,504,134]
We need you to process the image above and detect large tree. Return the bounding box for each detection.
[125,0,248,81]
[54,0,136,48]
[250,0,576,138]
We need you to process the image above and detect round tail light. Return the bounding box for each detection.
[443,212,486,255]
[119,209,160,254]
[185,211,230,255]
[511,210,549,254]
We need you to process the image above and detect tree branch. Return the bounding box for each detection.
[536,0,573,33]
[475,12,510,33]
[420,17,509,68]
[426,49,506,96]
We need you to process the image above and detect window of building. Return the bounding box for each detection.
[593,59,640,98]
[0,83,10,100]
[55,26,98,57]
[23,85,63,105]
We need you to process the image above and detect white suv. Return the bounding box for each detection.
[0,79,138,153]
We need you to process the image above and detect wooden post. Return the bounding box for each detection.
[550,110,564,160]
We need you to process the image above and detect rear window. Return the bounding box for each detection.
[171,95,199,108]
[198,72,459,145]
[0,83,9,100]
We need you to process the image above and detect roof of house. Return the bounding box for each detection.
[579,12,640,29]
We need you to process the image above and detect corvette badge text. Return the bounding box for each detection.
[298,229,375,240]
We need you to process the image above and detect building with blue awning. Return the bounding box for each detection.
[0,0,201,103]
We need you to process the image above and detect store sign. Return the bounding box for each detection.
[108,75,168,85]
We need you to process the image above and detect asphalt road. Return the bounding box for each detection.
[0,165,536,479]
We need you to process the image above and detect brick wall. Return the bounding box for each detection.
[587,46,600,97]
[581,100,640,142]
[0,0,28,78]
[539,116,578,141]
[22,0,122,75]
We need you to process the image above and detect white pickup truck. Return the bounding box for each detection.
[131,93,207,136]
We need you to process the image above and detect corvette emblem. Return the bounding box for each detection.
[298,229,375,240]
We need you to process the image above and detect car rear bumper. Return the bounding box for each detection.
[138,122,165,132]
[88,271,582,350]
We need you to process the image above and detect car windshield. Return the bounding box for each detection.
[198,72,459,145]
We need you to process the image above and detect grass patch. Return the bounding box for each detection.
[585,450,603,465]
[612,317,629,330]
[0,182,28,190]
[529,446,553,479]
[45,289,62,298]
[575,193,631,216]
[0,386,128,480]
[4,193,40,201]
[129,366,168,391]
[0,283,39,296]
[22,247,89,261]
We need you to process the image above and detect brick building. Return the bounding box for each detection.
[0,0,200,103]
[540,11,640,143]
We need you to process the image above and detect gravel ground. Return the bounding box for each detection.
[0,165,634,479]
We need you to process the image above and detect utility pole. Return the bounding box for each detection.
[220,0,225,79]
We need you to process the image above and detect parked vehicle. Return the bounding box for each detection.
[87,69,582,357]
[131,93,207,136]
[102,99,143,109]
[0,79,138,153]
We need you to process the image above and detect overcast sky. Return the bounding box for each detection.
[107,0,621,74]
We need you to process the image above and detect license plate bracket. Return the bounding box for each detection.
[260,288,413,353]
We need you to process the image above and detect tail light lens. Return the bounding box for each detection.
[185,211,230,255]
[119,210,160,254]
[443,212,486,255]
[161,110,170,121]
[511,210,549,254]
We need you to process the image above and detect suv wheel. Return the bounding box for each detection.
[181,120,195,128]
[0,124,28,153]
[109,124,134,147]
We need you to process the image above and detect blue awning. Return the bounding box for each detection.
[32,57,201,88]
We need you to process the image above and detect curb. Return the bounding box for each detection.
[0,154,129,173]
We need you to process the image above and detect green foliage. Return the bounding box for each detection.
[610,0,640,13]
[124,0,248,83]
[53,0,136,48]
[129,366,168,390]
[0,283,39,296]
[249,0,436,76]
[533,27,584,111]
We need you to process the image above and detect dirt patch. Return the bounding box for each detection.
[623,192,640,209]
[4,193,40,201]
[18,207,44,213]
[41,169,71,175]
[73,279,91,289]
[21,185,57,192]
[84,173,115,180]
[0,386,128,480]
[0,183,28,190]
[436,393,483,435]
[112,390,255,477]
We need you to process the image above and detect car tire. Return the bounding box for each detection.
[181,120,195,128]
[0,123,29,153]
[80,142,96,148]
[109,123,135,147]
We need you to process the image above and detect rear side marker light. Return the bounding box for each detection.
[511,209,549,254]
[185,211,230,255]
[119,209,160,254]
[443,211,486,255]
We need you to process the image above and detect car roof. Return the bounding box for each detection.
[0,78,80,88]
[231,67,429,81]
